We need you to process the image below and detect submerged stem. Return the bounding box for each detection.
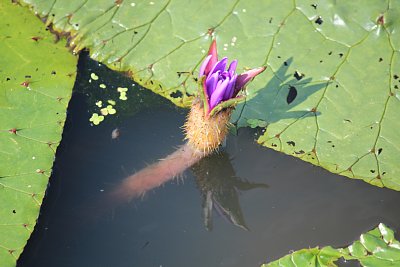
[109,143,204,203]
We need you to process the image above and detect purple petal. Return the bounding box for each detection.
[214,79,223,96]
[223,74,237,100]
[209,57,228,75]
[209,78,229,110]
[199,55,212,77]
[228,60,238,74]
[206,71,219,96]
[235,67,266,93]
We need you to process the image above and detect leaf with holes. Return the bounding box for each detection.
[262,223,400,267]
[0,2,77,266]
[19,0,400,190]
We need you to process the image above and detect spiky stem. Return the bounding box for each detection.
[184,97,232,156]
[109,143,203,203]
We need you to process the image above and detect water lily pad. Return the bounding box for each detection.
[20,0,400,190]
[263,223,400,267]
[0,2,77,266]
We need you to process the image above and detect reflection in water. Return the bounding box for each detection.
[107,143,268,231]
[193,152,268,231]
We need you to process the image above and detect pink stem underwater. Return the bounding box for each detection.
[109,143,204,203]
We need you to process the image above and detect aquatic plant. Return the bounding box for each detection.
[110,40,266,202]
[185,40,266,154]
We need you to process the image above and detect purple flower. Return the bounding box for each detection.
[199,40,266,114]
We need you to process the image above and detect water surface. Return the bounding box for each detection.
[18,55,400,267]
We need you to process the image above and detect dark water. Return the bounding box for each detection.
[18,55,400,267]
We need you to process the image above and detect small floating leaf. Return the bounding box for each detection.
[119,92,128,100]
[107,105,116,115]
[89,113,105,125]
[117,87,128,93]
[100,108,109,116]
[90,73,99,80]
[95,100,103,107]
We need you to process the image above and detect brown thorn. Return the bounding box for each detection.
[36,169,45,174]
[31,36,43,42]
[20,81,29,87]
[377,14,385,25]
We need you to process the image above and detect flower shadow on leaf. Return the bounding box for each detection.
[233,58,327,128]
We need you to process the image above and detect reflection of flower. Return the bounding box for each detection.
[192,151,268,231]
[199,40,266,114]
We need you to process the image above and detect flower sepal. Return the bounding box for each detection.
[197,76,210,117]
[208,95,246,117]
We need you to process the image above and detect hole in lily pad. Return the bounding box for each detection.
[377,14,385,25]
[287,141,295,146]
[170,90,183,98]
[286,86,297,104]
[315,16,323,25]
[294,71,305,81]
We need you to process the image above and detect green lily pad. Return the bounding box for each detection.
[263,223,400,267]
[0,1,77,266]
[19,0,400,190]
